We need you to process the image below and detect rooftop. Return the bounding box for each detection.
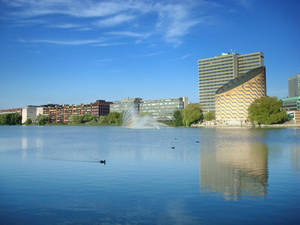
[216,66,265,95]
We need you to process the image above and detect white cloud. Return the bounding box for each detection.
[94,14,135,27]
[19,38,104,45]
[106,31,150,38]
[48,23,82,29]
[93,42,125,47]
[5,0,216,46]
[154,3,201,45]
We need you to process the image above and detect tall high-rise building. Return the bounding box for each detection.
[198,52,264,112]
[288,74,300,97]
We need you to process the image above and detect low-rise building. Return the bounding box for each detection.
[280,96,300,123]
[22,100,112,124]
[110,98,142,113]
[21,106,43,124]
[0,108,22,115]
[110,97,188,121]
[140,97,188,121]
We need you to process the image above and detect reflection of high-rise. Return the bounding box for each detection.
[291,147,300,173]
[200,129,268,199]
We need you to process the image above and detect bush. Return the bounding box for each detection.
[25,118,32,125]
[37,115,48,125]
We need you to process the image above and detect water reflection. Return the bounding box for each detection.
[291,147,300,173]
[200,129,268,199]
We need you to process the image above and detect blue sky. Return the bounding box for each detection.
[0,0,299,109]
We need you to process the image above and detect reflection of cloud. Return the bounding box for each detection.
[164,199,197,225]
[200,129,268,199]
[291,147,300,173]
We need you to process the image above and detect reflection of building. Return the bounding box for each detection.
[110,97,188,121]
[198,52,264,112]
[288,74,300,97]
[200,129,268,199]
[215,66,266,125]
[291,147,300,173]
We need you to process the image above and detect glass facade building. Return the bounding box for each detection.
[288,74,300,97]
[198,52,264,112]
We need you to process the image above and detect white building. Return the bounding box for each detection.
[22,106,43,124]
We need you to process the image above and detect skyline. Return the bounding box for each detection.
[0,0,300,109]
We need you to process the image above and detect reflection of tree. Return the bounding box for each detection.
[199,129,268,200]
[291,147,300,173]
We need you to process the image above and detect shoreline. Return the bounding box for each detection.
[191,123,300,129]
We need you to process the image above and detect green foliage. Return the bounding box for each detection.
[248,96,287,125]
[0,113,21,125]
[204,112,215,121]
[183,104,203,127]
[172,110,183,126]
[37,115,49,125]
[98,112,123,126]
[70,114,96,125]
[25,118,32,125]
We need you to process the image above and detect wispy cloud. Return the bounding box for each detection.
[94,14,135,27]
[5,0,217,46]
[179,54,191,60]
[93,42,125,47]
[106,31,150,38]
[19,38,105,46]
[48,23,82,29]
[144,52,162,57]
[155,3,201,45]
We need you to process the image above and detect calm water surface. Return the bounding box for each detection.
[0,126,299,225]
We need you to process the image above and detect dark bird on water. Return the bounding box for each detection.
[99,160,106,164]
[195,141,200,143]
[171,146,175,149]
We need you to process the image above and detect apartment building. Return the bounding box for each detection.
[198,52,264,112]
[22,100,112,124]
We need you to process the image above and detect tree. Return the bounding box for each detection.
[37,115,48,125]
[98,112,123,125]
[183,104,203,127]
[204,112,215,121]
[248,96,287,125]
[0,113,21,125]
[25,118,32,125]
[172,110,183,126]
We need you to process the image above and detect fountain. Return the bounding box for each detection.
[122,107,168,129]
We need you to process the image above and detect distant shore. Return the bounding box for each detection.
[192,123,300,129]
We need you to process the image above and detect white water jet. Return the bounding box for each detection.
[122,107,168,129]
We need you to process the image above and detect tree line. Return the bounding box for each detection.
[0,113,21,125]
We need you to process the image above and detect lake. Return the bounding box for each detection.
[0,126,300,225]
